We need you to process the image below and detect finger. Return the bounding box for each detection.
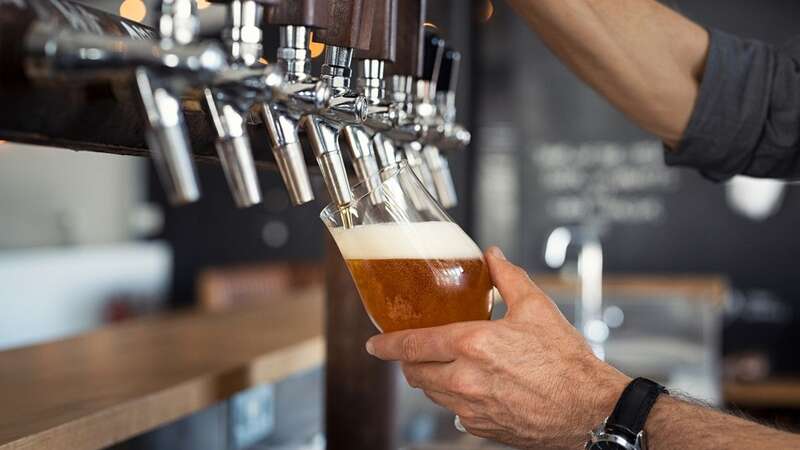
[366,324,469,362]
[485,246,549,314]
[401,361,454,392]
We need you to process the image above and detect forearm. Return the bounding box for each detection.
[504,0,709,146]
[584,376,800,449]
[646,396,799,449]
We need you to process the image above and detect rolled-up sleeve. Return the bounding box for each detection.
[666,29,800,181]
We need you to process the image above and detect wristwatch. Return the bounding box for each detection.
[586,378,668,450]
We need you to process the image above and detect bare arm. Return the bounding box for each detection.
[367,249,800,450]
[504,0,709,147]
[648,396,797,450]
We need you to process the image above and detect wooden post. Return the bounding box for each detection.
[324,235,396,450]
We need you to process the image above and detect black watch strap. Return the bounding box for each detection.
[607,378,668,440]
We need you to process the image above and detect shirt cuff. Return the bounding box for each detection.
[665,29,774,181]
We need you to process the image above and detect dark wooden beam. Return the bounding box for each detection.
[313,0,376,50]
[324,236,397,450]
[384,0,425,77]
[355,0,398,62]
[0,82,306,171]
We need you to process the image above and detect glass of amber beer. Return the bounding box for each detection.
[320,162,493,333]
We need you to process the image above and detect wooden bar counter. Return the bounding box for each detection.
[0,291,324,450]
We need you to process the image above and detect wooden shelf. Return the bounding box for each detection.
[724,379,800,409]
[0,290,324,450]
[533,274,729,306]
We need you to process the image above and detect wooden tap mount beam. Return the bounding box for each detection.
[312,0,376,50]
[355,0,398,62]
[383,0,425,77]
[266,0,331,28]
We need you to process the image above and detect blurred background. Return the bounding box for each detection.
[2,0,800,449]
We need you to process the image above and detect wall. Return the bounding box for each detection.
[0,144,170,349]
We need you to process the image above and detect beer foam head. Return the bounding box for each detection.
[330,221,484,260]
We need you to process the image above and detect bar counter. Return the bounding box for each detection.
[0,289,324,450]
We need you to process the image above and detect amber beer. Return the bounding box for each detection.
[331,221,493,333]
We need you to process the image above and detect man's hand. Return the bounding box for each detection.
[366,247,630,450]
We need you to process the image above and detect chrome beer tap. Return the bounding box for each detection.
[202,0,276,208]
[258,19,328,206]
[545,226,607,360]
[436,48,471,152]
[137,0,205,205]
[298,0,375,210]
[300,45,368,208]
[344,0,399,192]
[421,46,464,209]
[373,0,424,174]
[400,30,444,201]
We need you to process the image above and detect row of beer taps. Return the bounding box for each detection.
[23,0,471,212]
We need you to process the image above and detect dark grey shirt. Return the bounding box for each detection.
[666,29,800,181]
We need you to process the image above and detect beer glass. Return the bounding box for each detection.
[320,162,493,333]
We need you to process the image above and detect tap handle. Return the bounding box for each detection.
[266,0,330,27]
[355,0,397,62]
[384,0,425,77]
[437,47,461,94]
[421,31,444,85]
[157,0,199,45]
[313,0,376,50]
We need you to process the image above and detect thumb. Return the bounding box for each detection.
[485,247,547,316]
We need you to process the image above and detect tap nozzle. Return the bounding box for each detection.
[373,133,399,170]
[422,145,457,209]
[300,115,353,209]
[403,142,437,200]
[343,126,381,204]
[135,68,200,205]
[204,88,262,207]
[260,103,315,205]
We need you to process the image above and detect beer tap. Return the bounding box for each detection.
[259,0,332,206]
[202,0,276,208]
[344,0,398,191]
[136,0,205,205]
[436,47,471,152]
[401,30,444,201]
[377,0,426,171]
[298,0,375,210]
[421,44,462,209]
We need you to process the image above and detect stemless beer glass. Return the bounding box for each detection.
[320,162,493,333]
